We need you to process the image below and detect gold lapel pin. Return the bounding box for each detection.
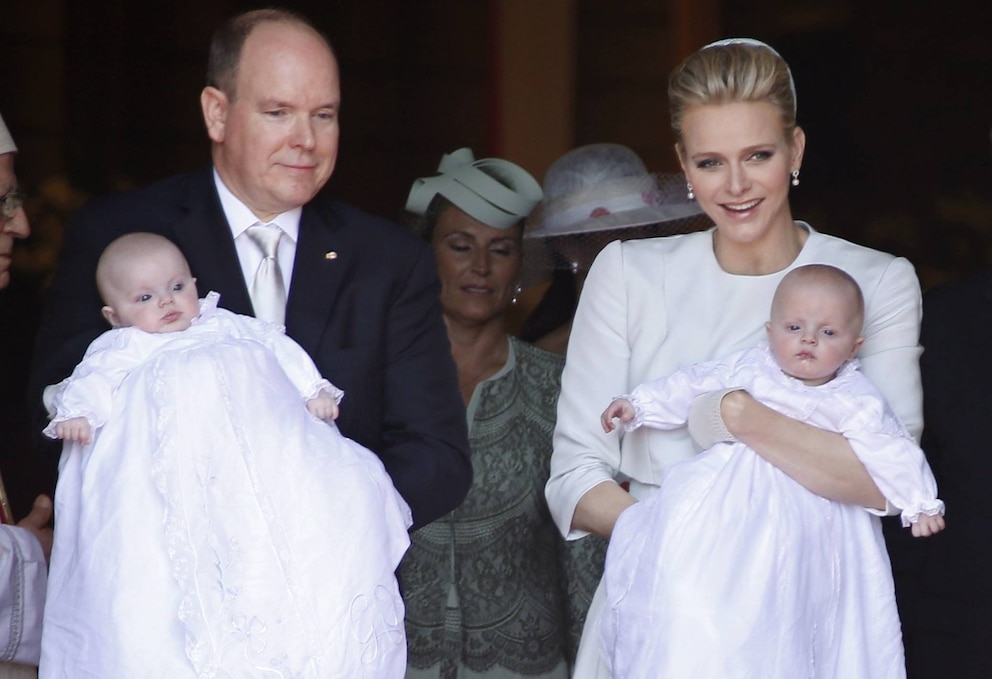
[324,251,338,260]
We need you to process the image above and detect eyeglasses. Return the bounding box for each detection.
[1,189,24,219]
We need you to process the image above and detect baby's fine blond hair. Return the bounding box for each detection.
[96,232,189,305]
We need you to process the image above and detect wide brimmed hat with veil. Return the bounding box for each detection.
[522,143,710,283]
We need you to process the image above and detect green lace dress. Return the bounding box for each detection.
[402,336,605,679]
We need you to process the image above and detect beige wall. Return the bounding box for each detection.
[492,1,723,182]
[493,1,576,183]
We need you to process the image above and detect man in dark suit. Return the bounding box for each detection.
[884,270,992,678]
[28,8,471,530]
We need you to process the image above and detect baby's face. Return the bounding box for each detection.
[766,283,863,386]
[102,248,200,333]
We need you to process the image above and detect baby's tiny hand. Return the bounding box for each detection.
[55,417,93,444]
[307,392,339,421]
[601,399,635,433]
[911,512,946,538]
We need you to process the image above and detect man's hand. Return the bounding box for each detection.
[17,495,53,564]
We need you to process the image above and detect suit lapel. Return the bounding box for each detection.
[285,199,350,354]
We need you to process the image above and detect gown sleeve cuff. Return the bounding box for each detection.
[687,388,740,449]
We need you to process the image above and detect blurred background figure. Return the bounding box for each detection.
[0,116,30,291]
[884,264,992,679]
[882,125,992,679]
[518,143,710,355]
[401,148,603,678]
[0,111,51,678]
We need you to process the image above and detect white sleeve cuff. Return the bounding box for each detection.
[42,379,70,419]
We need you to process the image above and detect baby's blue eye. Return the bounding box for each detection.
[138,294,152,302]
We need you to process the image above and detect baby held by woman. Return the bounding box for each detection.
[600,264,944,678]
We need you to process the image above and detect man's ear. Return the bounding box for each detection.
[200,86,229,143]
[101,306,121,328]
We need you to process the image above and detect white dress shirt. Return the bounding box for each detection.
[213,169,302,296]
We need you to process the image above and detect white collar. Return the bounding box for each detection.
[213,168,302,241]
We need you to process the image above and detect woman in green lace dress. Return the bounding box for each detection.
[401,149,605,679]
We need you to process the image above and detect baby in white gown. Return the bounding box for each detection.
[40,232,412,678]
[599,264,945,679]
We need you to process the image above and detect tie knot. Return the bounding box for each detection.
[246,223,286,324]
[248,223,282,259]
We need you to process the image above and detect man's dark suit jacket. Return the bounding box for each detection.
[884,269,992,678]
[29,167,472,530]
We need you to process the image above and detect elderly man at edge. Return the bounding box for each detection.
[0,112,53,673]
[27,9,471,531]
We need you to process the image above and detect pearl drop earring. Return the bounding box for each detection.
[687,183,695,200]
[791,170,800,187]
[511,283,522,305]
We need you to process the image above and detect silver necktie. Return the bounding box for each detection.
[247,223,286,324]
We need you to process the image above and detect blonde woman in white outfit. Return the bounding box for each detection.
[546,39,923,678]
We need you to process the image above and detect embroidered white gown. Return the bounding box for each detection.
[40,293,412,679]
[600,343,943,679]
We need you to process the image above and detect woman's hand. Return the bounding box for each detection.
[721,390,886,509]
[572,481,637,539]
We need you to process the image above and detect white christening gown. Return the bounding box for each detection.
[40,293,412,679]
[600,343,943,679]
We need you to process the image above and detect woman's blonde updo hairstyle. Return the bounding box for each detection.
[668,40,797,150]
